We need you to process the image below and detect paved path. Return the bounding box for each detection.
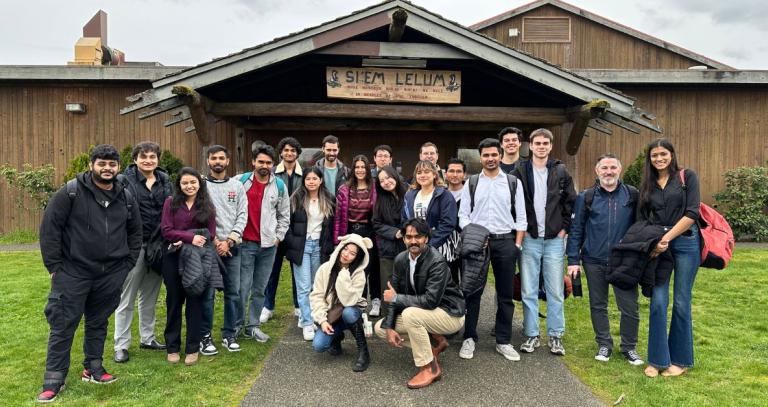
[0,243,39,252]
[242,287,604,407]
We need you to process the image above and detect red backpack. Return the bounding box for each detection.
[678,170,735,269]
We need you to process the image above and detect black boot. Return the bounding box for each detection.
[329,331,344,356]
[350,320,370,372]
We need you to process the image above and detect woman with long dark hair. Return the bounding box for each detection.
[372,165,407,303]
[334,155,380,315]
[160,167,216,366]
[638,138,701,378]
[284,167,336,341]
[403,160,458,261]
[310,234,373,372]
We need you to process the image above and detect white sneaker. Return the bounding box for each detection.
[496,344,521,361]
[459,338,475,359]
[369,298,382,317]
[293,308,300,317]
[259,308,274,324]
[302,325,315,341]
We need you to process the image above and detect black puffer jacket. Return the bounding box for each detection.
[178,229,223,296]
[283,207,334,266]
[459,223,491,297]
[381,246,465,330]
[607,220,674,297]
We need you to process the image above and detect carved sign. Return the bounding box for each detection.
[326,67,461,104]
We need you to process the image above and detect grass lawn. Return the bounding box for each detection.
[0,230,39,244]
[0,251,293,406]
[562,248,768,406]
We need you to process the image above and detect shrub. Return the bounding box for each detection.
[64,145,94,182]
[0,163,57,209]
[119,145,133,172]
[159,149,184,183]
[622,151,645,188]
[714,166,768,241]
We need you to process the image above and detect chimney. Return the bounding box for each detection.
[69,10,125,66]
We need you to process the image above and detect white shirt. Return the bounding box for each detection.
[414,190,434,220]
[533,166,548,237]
[306,200,323,240]
[409,253,420,288]
[458,170,527,234]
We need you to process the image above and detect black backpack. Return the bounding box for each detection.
[65,176,135,220]
[582,183,638,215]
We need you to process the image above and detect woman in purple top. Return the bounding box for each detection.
[160,167,216,366]
[334,155,380,315]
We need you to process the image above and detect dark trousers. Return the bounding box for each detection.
[349,223,380,299]
[583,263,639,352]
[263,242,298,311]
[43,269,126,380]
[448,258,461,287]
[463,237,519,344]
[162,251,203,354]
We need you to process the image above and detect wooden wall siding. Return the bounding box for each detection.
[574,87,768,203]
[0,83,235,233]
[478,5,703,69]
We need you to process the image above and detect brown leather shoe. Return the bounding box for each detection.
[167,353,180,364]
[407,359,442,389]
[430,334,449,361]
[184,352,199,366]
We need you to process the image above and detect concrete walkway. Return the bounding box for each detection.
[0,243,39,252]
[242,287,604,407]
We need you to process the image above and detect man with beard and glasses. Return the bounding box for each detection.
[199,145,248,355]
[376,218,465,389]
[566,154,644,366]
[261,137,303,325]
[37,144,142,403]
[237,145,290,343]
[113,142,172,364]
[315,135,350,197]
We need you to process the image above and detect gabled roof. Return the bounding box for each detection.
[470,0,733,70]
[121,0,657,134]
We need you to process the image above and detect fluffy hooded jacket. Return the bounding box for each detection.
[40,172,143,278]
[458,223,491,297]
[607,220,674,297]
[380,246,466,330]
[402,186,457,249]
[310,234,372,325]
[333,183,377,244]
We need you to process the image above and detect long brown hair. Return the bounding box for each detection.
[290,167,334,218]
[409,160,445,189]
[346,155,372,190]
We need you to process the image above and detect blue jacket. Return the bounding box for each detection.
[567,181,637,266]
[402,186,457,249]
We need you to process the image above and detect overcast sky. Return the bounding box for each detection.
[1,0,766,69]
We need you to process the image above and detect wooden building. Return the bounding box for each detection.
[2,0,767,233]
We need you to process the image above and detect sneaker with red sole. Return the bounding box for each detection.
[81,368,118,384]
[36,384,65,403]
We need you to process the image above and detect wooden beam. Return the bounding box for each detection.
[239,117,512,132]
[389,9,408,42]
[172,85,214,145]
[163,107,191,127]
[587,118,613,135]
[566,101,608,154]
[211,103,567,124]
[316,41,472,59]
[138,97,185,119]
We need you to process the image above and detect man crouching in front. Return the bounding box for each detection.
[375,218,465,389]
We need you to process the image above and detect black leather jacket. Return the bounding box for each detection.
[381,246,465,330]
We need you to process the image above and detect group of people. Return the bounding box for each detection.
[36,128,702,402]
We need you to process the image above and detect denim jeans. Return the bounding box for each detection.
[293,239,321,328]
[240,241,277,330]
[521,235,566,338]
[648,226,700,369]
[198,247,243,338]
[312,307,362,352]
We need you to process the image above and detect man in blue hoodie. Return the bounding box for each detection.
[567,153,643,366]
[37,144,142,403]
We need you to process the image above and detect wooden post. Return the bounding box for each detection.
[172,85,216,173]
[389,9,407,42]
[565,100,608,155]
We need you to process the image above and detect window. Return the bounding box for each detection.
[522,17,571,43]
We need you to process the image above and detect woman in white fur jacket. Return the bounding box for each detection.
[310,233,372,372]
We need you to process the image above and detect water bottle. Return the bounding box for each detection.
[362,313,373,337]
[572,273,583,298]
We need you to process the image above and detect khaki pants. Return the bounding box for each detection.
[375,307,465,367]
